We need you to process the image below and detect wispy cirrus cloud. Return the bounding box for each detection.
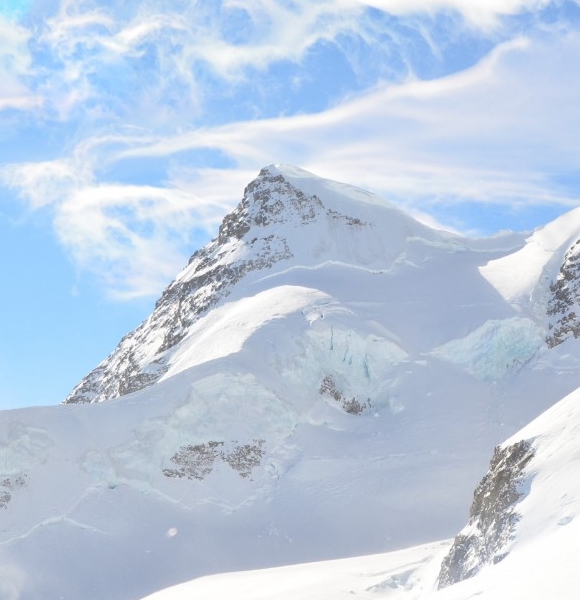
[2,154,228,299]
[3,0,580,299]
[23,0,532,126]
[360,0,552,27]
[5,24,580,297]
[0,0,564,124]
[54,183,218,299]
[117,32,580,210]
[28,0,372,124]
[0,17,41,112]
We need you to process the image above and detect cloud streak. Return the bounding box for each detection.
[3,0,579,298]
[23,0,539,125]
[0,17,40,112]
[55,183,217,299]
[26,0,374,124]
[118,33,580,208]
[360,0,551,27]
[7,27,580,297]
[2,155,230,299]
[2,0,563,125]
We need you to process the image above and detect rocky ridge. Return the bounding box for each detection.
[438,440,535,588]
[546,237,580,347]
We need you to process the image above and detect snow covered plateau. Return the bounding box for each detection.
[2,165,580,599]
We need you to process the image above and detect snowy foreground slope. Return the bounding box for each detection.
[2,165,580,599]
[144,385,580,600]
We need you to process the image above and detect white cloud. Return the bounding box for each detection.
[7,27,580,297]
[0,0,565,126]
[359,0,551,28]
[2,160,84,209]
[0,17,40,112]
[2,157,230,299]
[54,183,217,299]
[29,0,369,122]
[118,32,580,209]
[10,0,559,125]
[187,0,364,75]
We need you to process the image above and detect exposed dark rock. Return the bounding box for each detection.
[218,170,324,243]
[221,439,266,479]
[318,374,368,415]
[327,209,368,227]
[438,440,534,588]
[546,239,580,347]
[163,441,224,480]
[0,474,29,509]
[163,439,266,480]
[0,490,11,509]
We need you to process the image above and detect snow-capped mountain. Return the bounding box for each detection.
[65,164,453,404]
[2,164,580,600]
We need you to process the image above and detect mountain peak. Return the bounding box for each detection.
[65,165,422,404]
[217,165,325,244]
[64,165,509,405]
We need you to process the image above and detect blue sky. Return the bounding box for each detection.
[1,0,580,409]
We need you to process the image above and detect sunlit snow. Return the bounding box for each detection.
[2,166,580,599]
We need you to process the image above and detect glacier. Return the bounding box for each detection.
[2,165,580,599]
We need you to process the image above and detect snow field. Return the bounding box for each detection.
[4,165,580,598]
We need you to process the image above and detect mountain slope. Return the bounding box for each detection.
[433,382,580,598]
[65,164,447,404]
[2,165,580,599]
[137,368,580,600]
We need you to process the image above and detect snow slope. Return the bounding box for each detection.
[2,165,580,599]
[142,384,580,600]
[138,542,449,600]
[65,164,450,404]
[480,207,580,305]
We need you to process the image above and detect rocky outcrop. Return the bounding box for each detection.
[438,440,534,588]
[546,239,580,347]
[162,439,266,480]
[318,374,368,415]
[0,474,29,509]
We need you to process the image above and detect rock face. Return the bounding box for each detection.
[64,167,329,404]
[318,374,368,415]
[546,238,580,347]
[162,439,266,481]
[438,440,535,588]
